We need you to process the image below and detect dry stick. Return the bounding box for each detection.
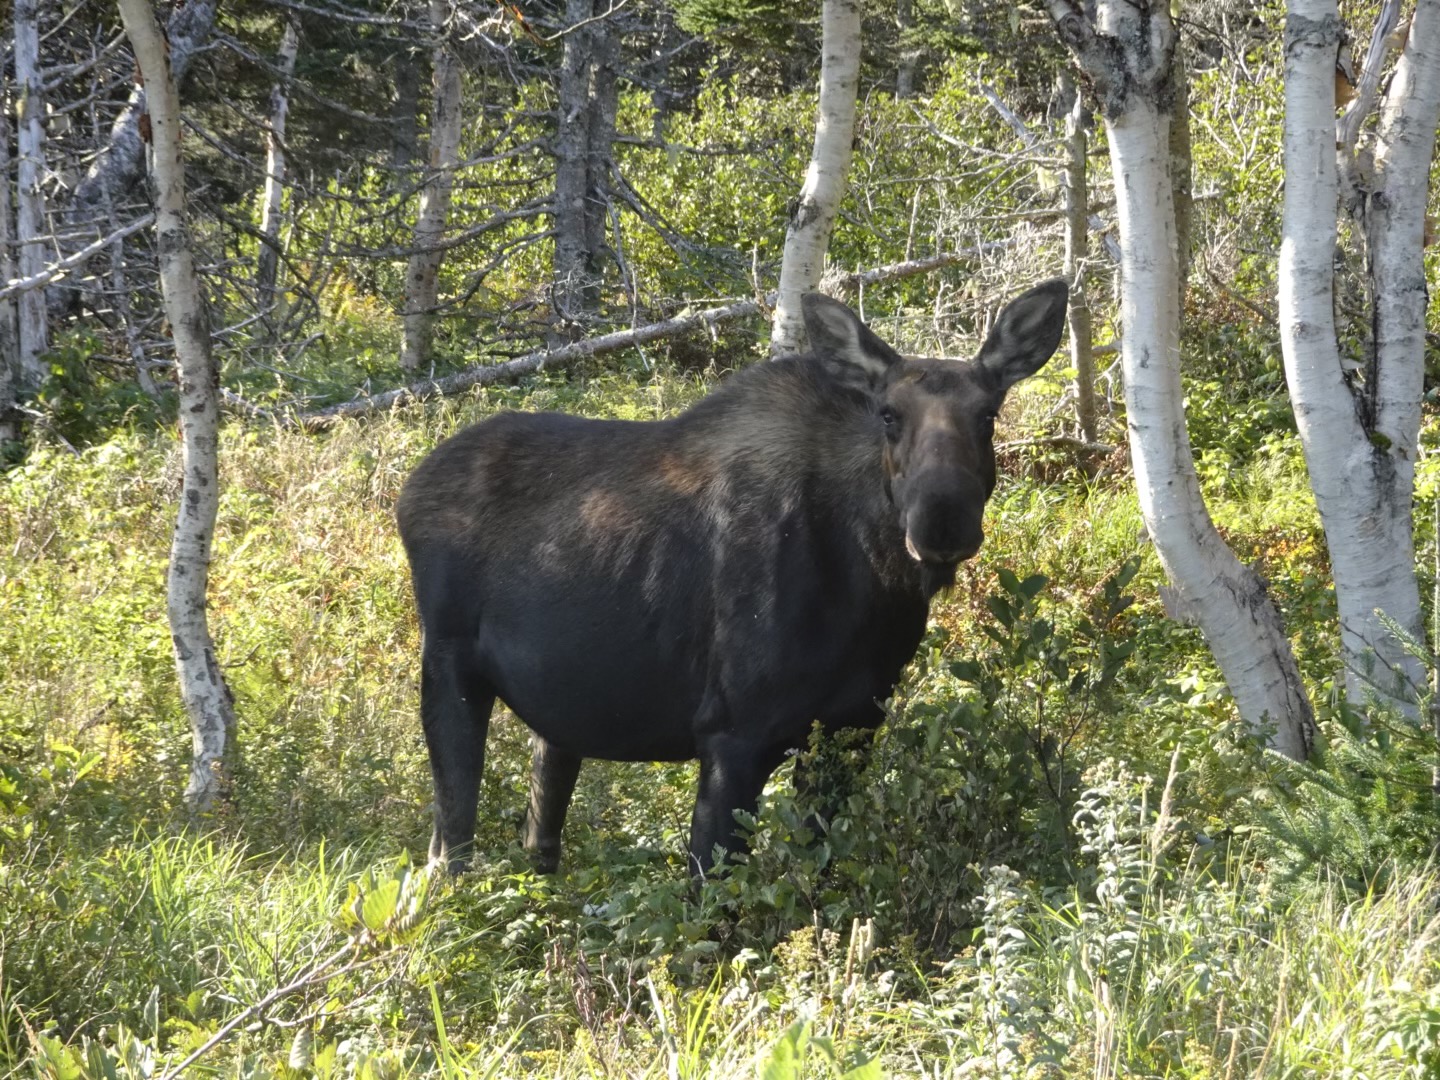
[294,251,978,428]
[0,212,156,301]
[155,943,367,1080]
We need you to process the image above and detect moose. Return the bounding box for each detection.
[397,279,1069,875]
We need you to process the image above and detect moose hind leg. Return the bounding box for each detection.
[420,636,494,874]
[523,737,582,874]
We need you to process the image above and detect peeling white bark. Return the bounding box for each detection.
[117,0,238,817]
[1050,0,1314,759]
[1279,0,1440,710]
[400,0,465,372]
[771,0,862,354]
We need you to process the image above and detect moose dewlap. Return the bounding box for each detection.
[397,280,1068,875]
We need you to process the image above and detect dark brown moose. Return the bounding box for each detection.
[397,280,1069,875]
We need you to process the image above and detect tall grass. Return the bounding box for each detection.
[3,362,1432,1077]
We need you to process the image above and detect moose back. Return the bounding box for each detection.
[397,280,1068,874]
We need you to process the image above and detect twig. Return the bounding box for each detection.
[156,943,368,1080]
[0,213,155,301]
[996,435,1117,455]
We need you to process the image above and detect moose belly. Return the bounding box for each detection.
[475,586,707,762]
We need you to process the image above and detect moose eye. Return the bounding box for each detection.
[879,406,900,436]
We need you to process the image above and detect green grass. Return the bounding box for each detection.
[3,360,1437,1078]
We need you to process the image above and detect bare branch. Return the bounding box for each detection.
[1338,0,1404,154]
[0,213,155,302]
[295,252,1001,427]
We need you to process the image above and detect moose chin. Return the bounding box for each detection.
[397,279,1069,876]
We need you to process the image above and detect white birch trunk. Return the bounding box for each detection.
[1279,0,1440,710]
[256,17,299,317]
[1050,0,1314,758]
[770,0,862,353]
[117,0,238,816]
[14,0,49,394]
[1060,72,1098,443]
[400,0,464,372]
[48,0,218,318]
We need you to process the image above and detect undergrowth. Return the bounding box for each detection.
[3,362,1439,1076]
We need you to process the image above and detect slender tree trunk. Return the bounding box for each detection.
[896,0,919,99]
[256,17,300,319]
[1279,0,1440,711]
[48,0,219,318]
[585,18,618,297]
[770,0,863,353]
[14,0,50,395]
[1049,0,1314,759]
[0,98,19,442]
[400,0,465,372]
[117,0,238,817]
[1060,71,1098,443]
[553,0,596,342]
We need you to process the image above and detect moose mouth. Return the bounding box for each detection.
[904,530,978,566]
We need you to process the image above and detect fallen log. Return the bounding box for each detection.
[292,249,991,429]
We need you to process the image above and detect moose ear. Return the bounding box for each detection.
[801,293,904,380]
[976,279,1069,392]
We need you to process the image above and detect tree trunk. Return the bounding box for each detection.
[48,0,219,318]
[1049,0,1314,759]
[400,0,465,372]
[1278,0,1440,711]
[0,97,19,442]
[1060,71,1098,443]
[14,0,50,396]
[896,0,919,99]
[553,0,601,342]
[585,19,619,301]
[256,17,300,319]
[770,0,863,354]
[117,0,238,817]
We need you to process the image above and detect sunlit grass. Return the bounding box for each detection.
[4,362,1437,1077]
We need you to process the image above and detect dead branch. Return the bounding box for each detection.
[0,212,156,302]
[294,253,988,428]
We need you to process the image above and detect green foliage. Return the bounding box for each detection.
[5,357,1440,1075]
[29,329,171,449]
[1249,691,1440,889]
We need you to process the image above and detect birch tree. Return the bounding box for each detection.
[1047,0,1314,759]
[116,0,238,817]
[1278,0,1440,711]
[770,0,862,353]
[400,0,465,372]
[14,0,50,395]
[1059,71,1099,443]
[48,0,218,318]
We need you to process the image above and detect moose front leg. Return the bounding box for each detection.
[523,736,582,874]
[688,735,785,876]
